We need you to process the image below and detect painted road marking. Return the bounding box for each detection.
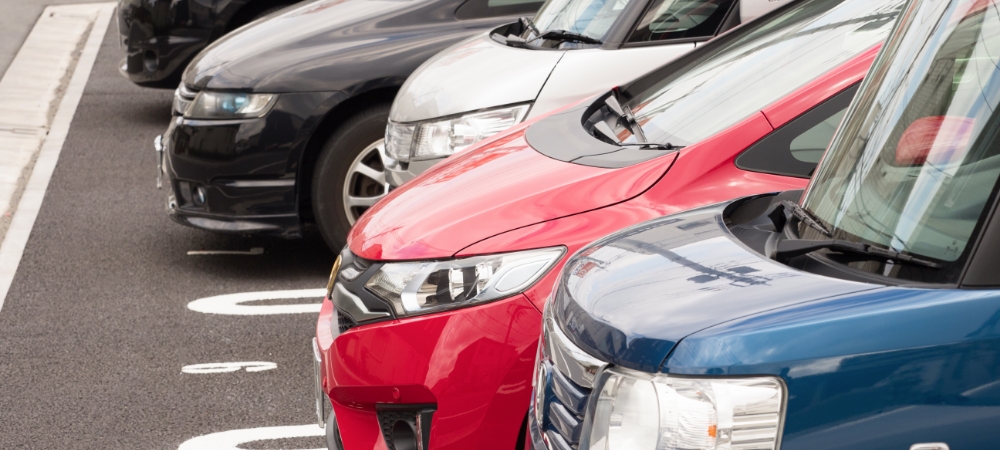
[0,3,115,311]
[187,247,265,256]
[181,362,278,374]
[187,289,326,315]
[178,424,324,450]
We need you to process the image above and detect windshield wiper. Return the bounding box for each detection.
[520,16,541,38]
[502,17,541,47]
[537,29,603,45]
[780,200,831,237]
[773,238,942,269]
[592,92,685,151]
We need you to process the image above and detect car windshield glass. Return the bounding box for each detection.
[802,0,1000,281]
[621,0,904,147]
[527,0,633,41]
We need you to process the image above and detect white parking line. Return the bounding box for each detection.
[178,425,324,450]
[0,3,115,312]
[181,362,278,374]
[187,289,326,315]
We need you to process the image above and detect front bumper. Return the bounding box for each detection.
[117,0,212,87]
[385,157,443,188]
[161,92,341,238]
[315,293,542,449]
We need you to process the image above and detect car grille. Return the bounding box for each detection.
[334,309,356,334]
[539,359,592,450]
[536,310,606,450]
[173,83,197,116]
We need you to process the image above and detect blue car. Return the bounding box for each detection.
[529,0,1000,449]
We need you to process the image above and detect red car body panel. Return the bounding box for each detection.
[349,131,676,261]
[323,48,878,450]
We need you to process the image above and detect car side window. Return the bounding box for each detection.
[455,0,544,20]
[627,0,736,43]
[735,83,860,178]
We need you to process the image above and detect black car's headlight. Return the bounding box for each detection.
[184,91,278,119]
[364,247,564,317]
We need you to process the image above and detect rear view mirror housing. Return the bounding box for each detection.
[895,116,976,166]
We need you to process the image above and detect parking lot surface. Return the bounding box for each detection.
[0,14,335,449]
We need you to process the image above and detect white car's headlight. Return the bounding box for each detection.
[587,368,785,450]
[385,104,531,163]
[184,91,278,119]
[365,247,563,317]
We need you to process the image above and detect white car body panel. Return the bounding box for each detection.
[389,33,564,123]
[527,43,695,119]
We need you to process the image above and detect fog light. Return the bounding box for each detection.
[390,420,417,450]
[193,186,206,206]
[143,50,158,72]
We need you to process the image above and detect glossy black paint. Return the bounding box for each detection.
[183,0,533,92]
[116,0,301,88]
[165,0,538,238]
[164,91,345,237]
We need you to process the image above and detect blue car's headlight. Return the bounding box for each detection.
[364,247,564,318]
[587,368,786,450]
[184,91,278,119]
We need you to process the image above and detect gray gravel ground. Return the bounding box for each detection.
[0,18,335,449]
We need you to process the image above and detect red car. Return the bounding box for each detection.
[314,0,905,449]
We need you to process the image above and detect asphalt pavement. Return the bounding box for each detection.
[0,17,336,449]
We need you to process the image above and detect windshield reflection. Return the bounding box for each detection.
[623,0,903,147]
[802,0,1000,282]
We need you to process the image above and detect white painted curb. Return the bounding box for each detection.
[0,3,116,312]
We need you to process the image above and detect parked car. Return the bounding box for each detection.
[117,0,304,88]
[313,0,904,449]
[530,0,1000,448]
[384,0,795,186]
[158,0,543,247]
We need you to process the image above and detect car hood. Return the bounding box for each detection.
[348,127,676,260]
[390,32,564,122]
[553,202,879,372]
[183,0,456,92]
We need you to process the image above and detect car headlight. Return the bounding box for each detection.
[365,247,563,317]
[184,91,278,119]
[385,104,531,163]
[587,368,785,450]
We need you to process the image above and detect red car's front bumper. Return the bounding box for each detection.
[316,290,543,450]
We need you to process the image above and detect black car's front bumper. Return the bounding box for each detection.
[161,91,343,238]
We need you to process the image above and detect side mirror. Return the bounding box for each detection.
[741,0,794,24]
[896,116,976,166]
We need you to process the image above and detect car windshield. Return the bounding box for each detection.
[802,0,1000,282]
[527,0,634,41]
[621,0,904,147]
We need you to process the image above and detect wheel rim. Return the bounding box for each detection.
[343,139,389,225]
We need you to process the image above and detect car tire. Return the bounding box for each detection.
[326,413,345,450]
[312,104,390,251]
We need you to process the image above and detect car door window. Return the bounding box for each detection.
[627,0,736,43]
[456,0,544,19]
[735,83,860,178]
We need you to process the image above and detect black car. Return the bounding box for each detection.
[159,0,542,249]
[117,0,304,88]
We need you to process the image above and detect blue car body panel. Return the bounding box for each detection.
[554,201,1000,449]
[553,204,877,372]
[669,287,1000,449]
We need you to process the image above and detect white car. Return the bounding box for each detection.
[383,0,794,185]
